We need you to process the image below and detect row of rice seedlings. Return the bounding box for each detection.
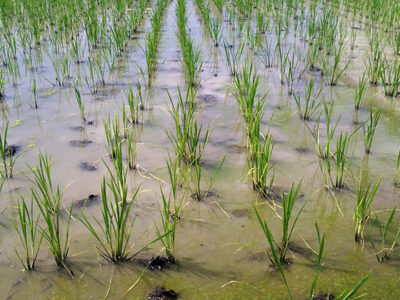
[176,0,203,87]
[363,109,381,154]
[29,153,73,273]
[254,181,305,264]
[195,0,222,47]
[166,87,211,165]
[0,122,20,178]
[143,0,169,87]
[354,174,382,243]
[293,78,324,121]
[80,140,164,262]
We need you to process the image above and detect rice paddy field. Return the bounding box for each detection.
[1,0,400,299]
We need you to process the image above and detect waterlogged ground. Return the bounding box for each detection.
[1,0,400,299]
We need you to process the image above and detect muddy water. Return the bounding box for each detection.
[1,0,400,299]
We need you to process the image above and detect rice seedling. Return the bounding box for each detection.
[0,70,5,98]
[73,80,86,123]
[104,115,123,159]
[232,63,268,128]
[247,115,274,197]
[309,223,325,300]
[29,153,73,273]
[212,0,225,12]
[0,122,20,178]
[293,78,323,121]
[324,131,354,189]
[125,85,143,125]
[306,103,339,160]
[210,19,222,47]
[11,195,43,271]
[363,109,381,154]
[223,41,244,76]
[379,58,400,97]
[369,208,400,262]
[354,72,368,110]
[156,185,185,260]
[326,44,350,86]
[191,155,225,201]
[80,142,164,263]
[166,88,211,165]
[277,46,289,85]
[354,174,381,243]
[395,150,400,187]
[32,78,38,109]
[126,129,138,171]
[365,45,384,85]
[254,181,305,264]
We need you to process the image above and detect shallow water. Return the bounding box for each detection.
[1,0,400,299]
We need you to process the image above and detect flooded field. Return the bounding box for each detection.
[0,0,400,299]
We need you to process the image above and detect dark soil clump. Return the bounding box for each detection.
[74,194,100,209]
[147,287,178,300]
[79,162,97,171]
[70,140,92,147]
[147,256,176,271]
[5,145,21,156]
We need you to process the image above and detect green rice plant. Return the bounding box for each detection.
[354,174,382,243]
[126,130,138,170]
[395,150,400,187]
[11,195,43,271]
[379,59,400,97]
[293,79,323,121]
[213,0,225,12]
[166,88,211,165]
[254,181,305,264]
[156,186,184,260]
[0,122,20,178]
[354,72,368,110]
[73,80,86,123]
[370,208,400,262]
[326,44,350,86]
[324,131,354,189]
[363,109,381,154]
[391,31,400,56]
[365,46,384,85]
[306,103,339,160]
[104,116,123,159]
[247,114,274,197]
[32,78,38,109]
[29,153,73,273]
[125,85,143,125]
[277,46,289,85]
[233,63,268,128]
[80,142,163,263]
[0,69,5,98]
[210,19,222,47]
[191,155,225,201]
[223,41,244,76]
[309,223,325,300]
[257,38,274,69]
